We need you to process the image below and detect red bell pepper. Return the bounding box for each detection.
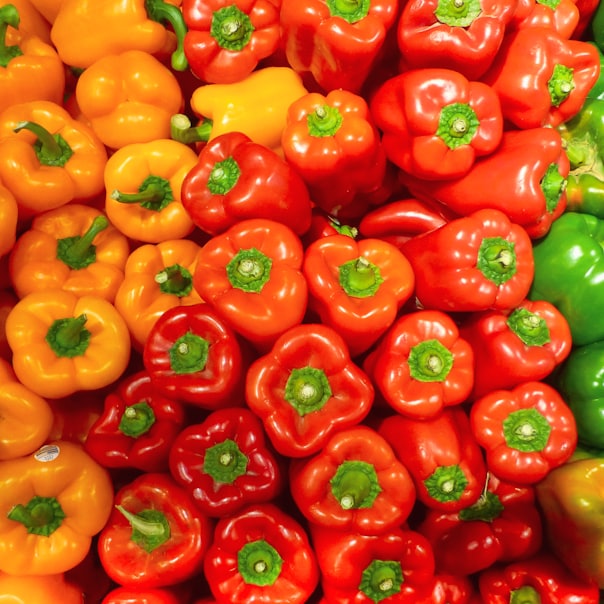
[289,425,417,535]
[192,218,308,351]
[301,209,359,248]
[101,586,181,604]
[417,474,543,576]
[280,89,391,220]
[97,472,213,589]
[203,503,319,604]
[279,0,400,94]
[182,0,281,84]
[180,131,313,237]
[459,298,573,401]
[401,208,535,312]
[84,370,186,473]
[370,68,503,180]
[509,0,580,38]
[142,302,246,409]
[481,27,600,129]
[469,381,578,484]
[363,309,474,420]
[378,407,488,513]
[396,0,518,80]
[310,524,436,604]
[245,323,374,458]
[168,407,283,517]
[476,551,600,603]
[400,127,569,239]
[302,234,415,357]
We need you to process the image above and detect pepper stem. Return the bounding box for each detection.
[237,540,283,586]
[170,114,213,145]
[56,215,109,270]
[211,5,254,50]
[307,105,343,138]
[154,264,194,297]
[326,0,371,23]
[116,505,171,554]
[207,156,241,195]
[13,120,74,167]
[111,175,174,212]
[226,248,272,293]
[476,237,517,286]
[437,103,480,149]
[548,64,575,108]
[45,314,91,358]
[203,438,249,484]
[0,4,23,68]
[169,332,210,374]
[145,0,188,71]
[118,401,156,438]
[434,0,482,26]
[407,339,454,383]
[330,460,382,510]
[540,162,567,213]
[502,408,551,453]
[284,366,332,416]
[423,464,469,503]
[7,496,66,536]
[510,585,542,604]
[338,257,383,297]
[506,307,551,347]
[358,560,404,603]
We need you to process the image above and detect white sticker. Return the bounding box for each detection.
[34,444,60,462]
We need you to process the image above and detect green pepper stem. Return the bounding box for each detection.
[510,585,542,604]
[330,461,382,510]
[238,540,283,586]
[14,120,61,160]
[326,0,371,23]
[203,438,249,484]
[506,307,551,347]
[145,0,188,71]
[45,314,91,358]
[116,505,171,553]
[7,496,66,537]
[118,401,156,438]
[154,263,193,297]
[57,215,108,270]
[170,114,213,145]
[0,4,23,68]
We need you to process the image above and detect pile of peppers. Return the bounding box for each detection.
[2,0,604,601]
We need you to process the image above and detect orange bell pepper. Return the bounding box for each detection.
[7,0,52,43]
[0,100,108,219]
[0,440,114,575]
[0,571,84,603]
[0,4,65,114]
[8,204,130,301]
[104,139,197,243]
[75,49,184,150]
[5,289,131,399]
[0,181,18,259]
[114,238,203,350]
[50,0,187,70]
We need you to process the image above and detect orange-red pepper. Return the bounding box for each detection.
[0,571,84,603]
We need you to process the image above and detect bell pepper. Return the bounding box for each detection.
[280,88,390,219]
[528,211,604,347]
[98,472,213,588]
[400,127,569,239]
[168,407,283,517]
[470,381,577,484]
[459,299,572,401]
[75,49,184,150]
[289,425,417,535]
[481,27,600,129]
[142,303,246,409]
[192,218,307,351]
[48,389,104,445]
[0,440,114,575]
[203,502,319,604]
[370,68,503,181]
[280,0,400,94]
[0,4,66,114]
[188,66,308,152]
[6,289,131,399]
[114,238,203,350]
[8,204,130,302]
[104,139,197,244]
[311,524,436,604]
[363,309,474,420]
[0,100,108,218]
[182,0,281,84]
[509,0,580,38]
[0,288,17,361]
[378,407,488,513]
[0,572,85,603]
[245,323,375,458]
[180,130,313,237]
[50,0,188,70]
[476,551,600,603]
[417,474,543,577]
[102,586,181,604]
[302,234,414,357]
[0,182,18,259]
[6,0,53,42]
[401,208,535,313]
[84,369,186,473]
[396,0,517,81]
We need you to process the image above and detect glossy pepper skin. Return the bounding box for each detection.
[0,100,108,218]
[370,68,503,181]
[9,204,130,302]
[459,298,572,401]
[290,425,416,535]
[281,89,390,219]
[245,323,374,458]
[169,407,283,517]
[509,0,579,38]
[6,289,131,399]
[143,303,246,409]
[378,407,488,513]
[280,0,400,94]
[470,381,577,484]
[0,441,114,575]
[84,370,186,473]
[364,310,474,420]
[203,503,319,604]
[0,183,17,260]
[102,586,180,604]
[401,127,569,239]
[182,0,281,84]
[481,27,600,129]
[192,218,308,351]
[0,572,84,604]
[180,131,313,237]
[98,472,213,589]
[418,474,543,576]
[402,209,535,313]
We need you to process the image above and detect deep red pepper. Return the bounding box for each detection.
[84,370,186,473]
[168,407,283,517]
[509,0,580,38]
[101,585,181,604]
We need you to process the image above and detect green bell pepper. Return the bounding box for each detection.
[528,211,604,347]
